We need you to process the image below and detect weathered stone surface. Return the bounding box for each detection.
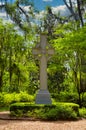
[32,34,54,104]
[35,89,52,104]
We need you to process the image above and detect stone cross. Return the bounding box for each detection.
[32,34,54,104]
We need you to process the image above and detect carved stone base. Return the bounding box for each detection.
[35,89,52,104]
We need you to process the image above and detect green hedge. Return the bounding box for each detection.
[10,102,79,120]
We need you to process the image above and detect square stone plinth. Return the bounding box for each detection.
[35,89,52,104]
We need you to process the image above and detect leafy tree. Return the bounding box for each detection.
[42,6,68,36]
[53,24,86,106]
[0,0,37,37]
[0,20,38,93]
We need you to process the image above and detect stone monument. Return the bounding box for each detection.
[32,34,54,104]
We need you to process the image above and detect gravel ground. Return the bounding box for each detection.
[0,112,86,130]
[0,119,86,130]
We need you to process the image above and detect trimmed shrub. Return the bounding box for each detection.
[10,102,79,120]
[57,102,79,114]
[55,106,77,120]
[37,103,79,120]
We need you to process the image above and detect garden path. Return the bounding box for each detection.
[0,112,86,130]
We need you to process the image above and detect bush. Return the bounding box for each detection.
[18,91,34,102]
[10,102,79,120]
[56,106,77,120]
[35,108,58,120]
[79,108,86,118]
[0,93,4,107]
[36,106,77,120]
[81,93,86,107]
[0,92,35,108]
[3,93,16,106]
[57,102,79,113]
[10,103,55,116]
[51,92,78,103]
[40,103,79,120]
[0,92,20,107]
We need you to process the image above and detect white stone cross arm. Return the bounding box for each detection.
[32,34,54,57]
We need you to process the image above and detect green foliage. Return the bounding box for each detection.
[52,24,86,107]
[0,20,38,93]
[0,92,34,107]
[0,107,9,112]
[51,92,79,103]
[79,108,86,118]
[0,93,4,107]
[18,91,34,102]
[81,93,86,107]
[3,93,16,106]
[56,102,79,114]
[10,102,79,120]
[5,0,35,34]
[42,106,77,120]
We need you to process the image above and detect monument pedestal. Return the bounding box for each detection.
[35,89,52,104]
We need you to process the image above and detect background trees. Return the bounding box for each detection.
[0,20,38,93]
[52,24,86,106]
[63,0,86,26]
[0,0,86,107]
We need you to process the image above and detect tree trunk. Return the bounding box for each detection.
[77,0,84,26]
[63,0,79,21]
[9,47,12,89]
[63,0,84,26]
